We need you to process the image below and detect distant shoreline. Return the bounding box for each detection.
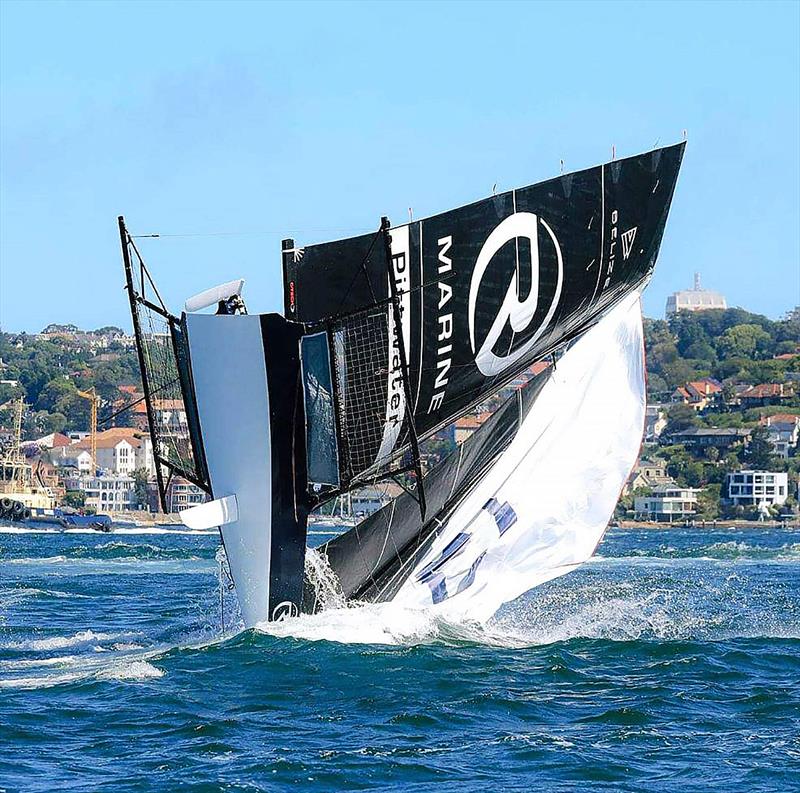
[617,519,798,530]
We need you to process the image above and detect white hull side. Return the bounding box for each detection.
[186,314,272,627]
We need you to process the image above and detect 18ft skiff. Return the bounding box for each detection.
[120,142,685,626]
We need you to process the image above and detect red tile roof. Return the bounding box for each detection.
[75,427,148,450]
[686,379,722,397]
[529,361,552,377]
[761,412,800,426]
[741,383,786,399]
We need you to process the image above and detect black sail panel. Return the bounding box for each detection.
[414,142,684,432]
[289,143,685,486]
[284,230,390,321]
[306,364,551,608]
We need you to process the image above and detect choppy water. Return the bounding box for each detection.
[1,524,798,791]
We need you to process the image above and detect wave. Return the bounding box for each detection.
[68,541,211,561]
[0,631,233,690]
[253,575,800,649]
[0,525,215,536]
[5,541,214,565]
[3,629,138,652]
[0,658,164,690]
[0,586,88,608]
[597,541,800,563]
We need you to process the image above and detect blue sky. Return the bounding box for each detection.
[1,0,798,332]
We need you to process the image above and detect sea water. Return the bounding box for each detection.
[1,524,798,791]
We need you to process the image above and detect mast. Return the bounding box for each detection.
[119,215,168,511]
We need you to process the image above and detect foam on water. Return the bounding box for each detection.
[256,564,800,648]
[0,525,215,536]
[97,659,164,682]
[0,658,165,690]
[4,629,137,652]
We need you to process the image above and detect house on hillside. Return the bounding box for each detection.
[726,470,788,508]
[740,383,793,408]
[82,474,137,511]
[21,432,72,451]
[165,476,207,512]
[623,460,672,496]
[760,413,800,459]
[667,426,751,452]
[670,378,723,411]
[454,413,492,444]
[55,428,155,477]
[644,405,668,442]
[634,483,700,521]
[132,398,188,435]
[58,448,93,475]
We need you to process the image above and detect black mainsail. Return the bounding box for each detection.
[285,143,684,492]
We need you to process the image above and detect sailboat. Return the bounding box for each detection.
[120,142,685,627]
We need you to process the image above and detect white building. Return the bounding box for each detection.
[644,405,668,442]
[665,273,727,318]
[634,484,700,521]
[58,448,93,474]
[166,477,207,512]
[56,428,155,477]
[761,414,799,459]
[82,474,138,511]
[726,470,789,507]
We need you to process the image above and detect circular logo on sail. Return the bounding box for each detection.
[271,601,299,622]
[468,212,564,376]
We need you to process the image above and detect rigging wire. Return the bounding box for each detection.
[131,226,374,240]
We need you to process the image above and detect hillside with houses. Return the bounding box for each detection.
[1,302,799,521]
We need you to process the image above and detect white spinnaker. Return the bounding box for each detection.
[391,291,646,622]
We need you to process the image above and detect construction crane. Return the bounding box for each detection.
[9,397,23,463]
[77,387,99,467]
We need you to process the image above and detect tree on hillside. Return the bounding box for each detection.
[661,359,697,389]
[697,484,721,520]
[132,468,150,510]
[670,312,712,356]
[742,426,778,470]
[662,445,704,487]
[684,340,717,363]
[28,411,67,437]
[717,324,773,361]
[778,307,800,341]
[35,378,89,430]
[666,403,698,433]
[646,373,669,398]
[643,318,674,347]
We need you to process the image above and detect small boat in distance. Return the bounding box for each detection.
[25,507,113,531]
